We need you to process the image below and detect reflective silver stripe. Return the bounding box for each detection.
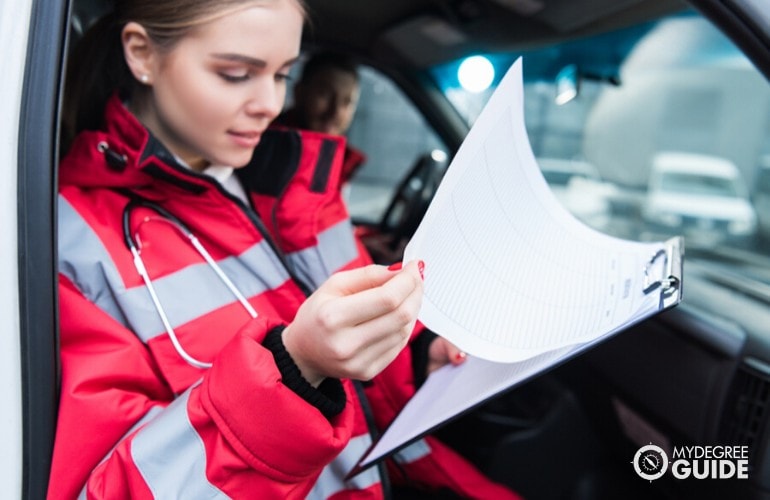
[59,196,133,327]
[125,245,288,341]
[77,405,165,499]
[286,219,359,290]
[393,439,431,464]
[306,434,381,500]
[131,387,229,499]
[58,195,289,342]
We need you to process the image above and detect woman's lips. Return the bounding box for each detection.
[228,130,262,148]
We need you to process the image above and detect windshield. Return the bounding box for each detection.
[432,9,770,266]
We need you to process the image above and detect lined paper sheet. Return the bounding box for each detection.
[351,58,681,473]
[404,58,665,362]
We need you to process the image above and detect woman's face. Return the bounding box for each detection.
[138,1,303,170]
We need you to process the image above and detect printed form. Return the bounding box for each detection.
[352,58,681,472]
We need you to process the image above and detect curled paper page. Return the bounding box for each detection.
[403,58,666,362]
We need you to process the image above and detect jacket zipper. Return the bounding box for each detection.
[201,174,314,297]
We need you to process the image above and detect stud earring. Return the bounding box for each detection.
[140,74,149,84]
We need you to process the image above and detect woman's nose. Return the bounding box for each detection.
[245,79,284,119]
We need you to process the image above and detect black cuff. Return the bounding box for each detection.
[410,329,438,388]
[263,325,346,419]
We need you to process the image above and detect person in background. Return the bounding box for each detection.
[275,50,366,193]
[276,51,410,264]
[50,0,523,498]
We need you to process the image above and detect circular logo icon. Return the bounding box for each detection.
[633,444,668,481]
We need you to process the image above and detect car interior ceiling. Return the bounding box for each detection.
[302,0,688,67]
[31,0,770,499]
[72,0,689,70]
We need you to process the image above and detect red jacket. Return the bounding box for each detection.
[49,96,521,499]
[274,108,367,186]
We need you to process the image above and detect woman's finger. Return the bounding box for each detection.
[325,272,422,358]
[322,263,398,296]
[427,337,467,374]
[319,278,423,379]
[335,322,412,380]
[329,260,423,326]
[345,281,423,345]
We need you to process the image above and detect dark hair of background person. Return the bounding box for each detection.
[297,50,359,86]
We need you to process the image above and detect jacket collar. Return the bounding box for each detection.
[59,95,198,192]
[59,94,346,201]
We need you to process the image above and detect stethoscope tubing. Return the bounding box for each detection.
[123,198,257,369]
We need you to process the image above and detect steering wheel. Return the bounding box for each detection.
[379,150,449,248]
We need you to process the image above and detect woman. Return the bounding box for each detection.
[52,0,522,498]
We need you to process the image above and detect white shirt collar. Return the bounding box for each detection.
[175,156,248,203]
[201,165,236,184]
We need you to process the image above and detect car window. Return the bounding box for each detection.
[342,67,449,223]
[433,10,769,259]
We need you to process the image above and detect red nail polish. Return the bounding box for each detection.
[388,262,402,271]
[454,352,466,362]
[418,260,425,280]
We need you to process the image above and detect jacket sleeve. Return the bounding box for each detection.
[49,276,354,500]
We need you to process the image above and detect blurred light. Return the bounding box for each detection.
[431,149,448,162]
[458,56,495,93]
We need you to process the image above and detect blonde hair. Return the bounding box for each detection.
[117,0,306,51]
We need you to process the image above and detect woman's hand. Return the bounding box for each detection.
[282,261,424,386]
[426,336,467,375]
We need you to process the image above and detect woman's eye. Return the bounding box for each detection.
[275,73,292,83]
[219,72,250,83]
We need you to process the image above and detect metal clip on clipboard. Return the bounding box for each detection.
[642,236,684,309]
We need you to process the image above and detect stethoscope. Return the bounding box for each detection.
[124,200,393,493]
[123,198,258,369]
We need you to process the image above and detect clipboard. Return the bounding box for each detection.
[643,236,684,310]
[346,236,684,480]
[345,59,687,480]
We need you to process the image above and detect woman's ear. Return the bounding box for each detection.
[122,21,156,85]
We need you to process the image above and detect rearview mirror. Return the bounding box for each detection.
[554,64,622,105]
[555,64,578,105]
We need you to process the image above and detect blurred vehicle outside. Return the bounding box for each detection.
[641,151,757,249]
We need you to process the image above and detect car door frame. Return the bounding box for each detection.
[16,0,70,498]
[692,0,770,79]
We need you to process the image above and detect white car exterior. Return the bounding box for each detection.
[1,0,33,496]
[642,151,758,248]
